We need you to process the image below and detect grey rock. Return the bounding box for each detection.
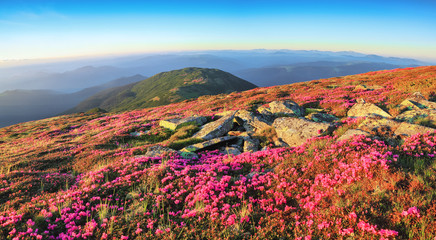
[220,147,242,156]
[399,99,426,111]
[243,137,260,152]
[193,112,236,140]
[273,117,333,147]
[159,116,207,130]
[395,109,436,123]
[408,92,436,109]
[305,112,338,123]
[180,136,238,153]
[357,117,399,134]
[337,129,371,142]
[394,122,435,138]
[236,110,272,132]
[347,102,392,118]
[274,139,289,148]
[269,100,304,117]
[354,84,383,91]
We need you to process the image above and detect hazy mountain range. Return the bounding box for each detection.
[0,75,145,127]
[0,49,430,127]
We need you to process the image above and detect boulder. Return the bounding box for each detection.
[274,139,289,148]
[269,100,304,117]
[353,84,383,91]
[243,137,260,153]
[193,112,236,140]
[394,122,435,138]
[235,110,272,132]
[159,116,207,130]
[347,100,392,118]
[220,147,242,156]
[395,109,436,124]
[305,112,338,123]
[357,117,399,135]
[337,129,371,142]
[180,136,238,153]
[257,106,273,115]
[273,117,333,147]
[399,99,426,111]
[408,92,436,109]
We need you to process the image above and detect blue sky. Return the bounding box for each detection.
[1,0,435,61]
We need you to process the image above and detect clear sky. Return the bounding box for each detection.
[1,0,435,61]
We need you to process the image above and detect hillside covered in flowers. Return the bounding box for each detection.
[1,66,436,239]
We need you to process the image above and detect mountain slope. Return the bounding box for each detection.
[1,66,436,239]
[68,67,257,113]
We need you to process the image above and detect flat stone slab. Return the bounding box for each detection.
[337,129,371,142]
[180,136,238,153]
[193,112,236,140]
[159,116,207,130]
[273,117,333,147]
[394,122,435,138]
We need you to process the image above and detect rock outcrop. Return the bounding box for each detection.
[347,99,392,118]
[269,100,304,117]
[193,112,236,140]
[408,92,436,109]
[273,117,333,147]
[180,136,238,153]
[235,110,272,133]
[395,109,436,123]
[358,117,399,134]
[305,112,338,123]
[337,129,371,142]
[159,116,207,130]
[149,94,436,157]
[394,122,435,137]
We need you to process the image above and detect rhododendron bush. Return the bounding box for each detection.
[0,66,435,239]
[1,133,435,239]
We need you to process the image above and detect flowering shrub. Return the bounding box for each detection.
[0,66,436,239]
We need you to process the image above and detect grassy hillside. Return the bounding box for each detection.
[0,66,436,239]
[69,67,257,113]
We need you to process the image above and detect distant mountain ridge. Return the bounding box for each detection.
[67,67,257,113]
[0,74,145,128]
[236,61,408,87]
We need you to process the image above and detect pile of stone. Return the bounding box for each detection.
[141,92,436,158]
